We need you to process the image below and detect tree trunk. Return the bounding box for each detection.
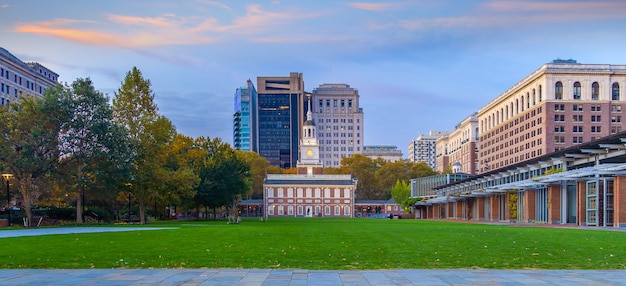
[139,199,146,224]
[76,163,84,224]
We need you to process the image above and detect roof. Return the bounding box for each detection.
[264,179,354,185]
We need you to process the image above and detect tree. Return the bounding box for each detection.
[390,180,412,212]
[237,151,269,199]
[340,154,385,200]
[0,87,67,226]
[195,138,250,219]
[58,78,133,223]
[112,67,174,224]
[375,160,412,199]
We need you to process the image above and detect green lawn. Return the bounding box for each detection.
[0,218,625,270]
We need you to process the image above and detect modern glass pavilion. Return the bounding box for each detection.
[419,131,626,228]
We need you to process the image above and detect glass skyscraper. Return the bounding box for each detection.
[256,72,305,168]
[233,79,257,152]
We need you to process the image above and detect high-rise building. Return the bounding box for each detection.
[0,47,58,106]
[477,59,626,173]
[435,113,479,174]
[256,72,305,168]
[233,79,257,152]
[408,130,450,170]
[311,84,364,167]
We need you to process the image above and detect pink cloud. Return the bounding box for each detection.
[346,2,407,11]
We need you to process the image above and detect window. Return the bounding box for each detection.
[592,82,599,100]
[591,126,602,133]
[573,104,583,111]
[612,126,622,134]
[555,135,565,144]
[554,114,565,122]
[573,82,581,100]
[554,104,565,111]
[591,115,601,122]
[612,116,622,123]
[591,105,601,112]
[573,115,583,122]
[573,136,584,144]
[554,126,565,133]
[573,126,583,133]
[612,105,622,112]
[555,82,563,100]
[613,83,620,100]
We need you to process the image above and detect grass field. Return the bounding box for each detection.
[0,218,625,270]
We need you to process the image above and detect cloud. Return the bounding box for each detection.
[1,4,10,8]
[15,15,219,47]
[346,2,409,11]
[196,0,231,11]
[14,4,324,48]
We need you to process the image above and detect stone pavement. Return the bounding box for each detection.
[1,269,625,285]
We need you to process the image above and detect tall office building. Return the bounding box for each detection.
[311,84,364,167]
[477,59,626,173]
[233,79,257,152]
[408,130,450,170]
[256,72,305,168]
[0,47,58,106]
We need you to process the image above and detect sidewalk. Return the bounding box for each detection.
[1,268,625,285]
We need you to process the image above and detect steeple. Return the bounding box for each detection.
[297,94,323,175]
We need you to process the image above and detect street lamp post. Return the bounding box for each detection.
[2,173,13,227]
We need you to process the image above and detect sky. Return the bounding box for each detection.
[2,0,626,158]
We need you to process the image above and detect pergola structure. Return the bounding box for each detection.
[419,131,626,227]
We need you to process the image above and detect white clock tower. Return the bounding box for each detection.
[297,97,323,175]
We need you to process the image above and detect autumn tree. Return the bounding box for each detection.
[0,87,68,226]
[340,154,385,200]
[113,67,175,224]
[237,150,269,199]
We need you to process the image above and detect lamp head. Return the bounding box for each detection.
[1,173,13,180]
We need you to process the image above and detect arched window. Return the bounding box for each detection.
[592,82,599,100]
[573,82,581,100]
[521,96,524,111]
[555,82,563,100]
[516,99,519,114]
[532,89,536,105]
[539,85,542,101]
[526,93,530,108]
[613,82,620,100]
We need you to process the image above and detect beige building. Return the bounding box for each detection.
[408,130,450,170]
[312,84,364,167]
[362,145,403,162]
[0,47,58,106]
[478,59,626,173]
[435,113,479,174]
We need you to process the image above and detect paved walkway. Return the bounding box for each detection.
[1,227,626,285]
[1,268,625,285]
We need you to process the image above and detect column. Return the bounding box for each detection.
[577,181,587,226]
[525,189,536,223]
[490,195,499,221]
[548,185,561,224]
[476,197,485,220]
[614,176,626,227]
[456,200,463,220]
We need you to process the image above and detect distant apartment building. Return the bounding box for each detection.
[362,145,402,162]
[477,59,626,173]
[311,84,364,167]
[435,113,479,174]
[0,47,58,106]
[233,79,257,152]
[408,131,450,170]
[256,72,305,168]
